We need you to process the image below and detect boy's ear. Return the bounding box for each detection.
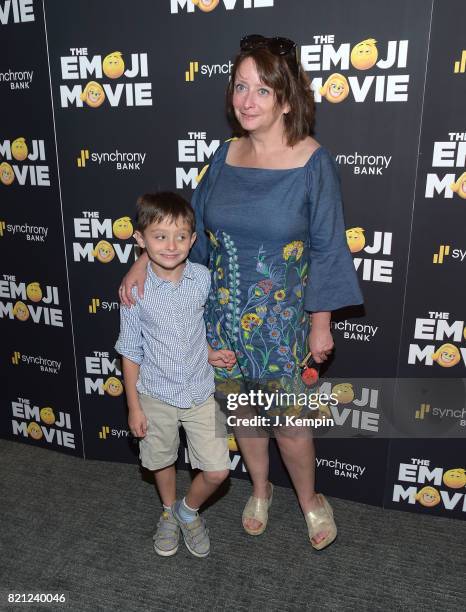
[190,232,197,248]
[133,230,145,249]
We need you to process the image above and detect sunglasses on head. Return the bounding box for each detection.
[240,34,299,74]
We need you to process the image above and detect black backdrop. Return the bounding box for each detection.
[1,0,465,519]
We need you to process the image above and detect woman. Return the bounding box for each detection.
[121,34,363,550]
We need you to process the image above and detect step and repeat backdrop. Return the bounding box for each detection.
[1,0,465,519]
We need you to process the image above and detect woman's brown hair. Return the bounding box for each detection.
[226,46,315,146]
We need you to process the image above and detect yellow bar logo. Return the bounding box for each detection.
[415,403,430,420]
[12,351,21,365]
[0,221,5,237]
[88,298,101,313]
[98,425,110,440]
[77,149,90,168]
[432,244,450,264]
[454,50,466,73]
[185,61,199,82]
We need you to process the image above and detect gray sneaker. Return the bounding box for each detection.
[173,501,210,558]
[153,507,180,557]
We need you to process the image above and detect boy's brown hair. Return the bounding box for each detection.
[135,192,195,233]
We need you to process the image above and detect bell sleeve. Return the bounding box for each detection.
[304,149,363,312]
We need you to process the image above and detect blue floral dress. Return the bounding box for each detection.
[190,142,363,397]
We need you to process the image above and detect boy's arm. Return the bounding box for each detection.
[122,357,147,438]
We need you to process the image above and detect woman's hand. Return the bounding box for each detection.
[119,252,149,306]
[309,312,334,364]
[208,348,237,369]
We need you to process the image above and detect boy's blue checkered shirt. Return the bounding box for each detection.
[115,260,214,409]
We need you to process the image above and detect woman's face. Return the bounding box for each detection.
[232,57,290,136]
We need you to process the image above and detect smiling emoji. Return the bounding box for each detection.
[346,227,365,253]
[102,377,124,397]
[331,383,355,404]
[443,468,466,489]
[13,301,29,321]
[416,486,441,508]
[27,421,43,440]
[92,240,115,263]
[102,51,125,79]
[432,343,461,368]
[0,162,15,185]
[319,73,349,103]
[80,81,106,108]
[191,0,220,11]
[350,39,378,70]
[40,407,56,426]
[11,137,28,161]
[112,216,134,240]
[26,282,42,303]
[451,172,466,200]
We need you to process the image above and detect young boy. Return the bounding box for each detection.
[115,192,235,558]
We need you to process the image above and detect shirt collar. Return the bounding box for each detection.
[147,259,194,287]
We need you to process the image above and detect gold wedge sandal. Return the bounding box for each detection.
[304,494,337,550]
[242,483,274,536]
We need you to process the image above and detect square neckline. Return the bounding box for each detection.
[224,140,323,171]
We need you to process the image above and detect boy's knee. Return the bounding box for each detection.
[203,469,229,486]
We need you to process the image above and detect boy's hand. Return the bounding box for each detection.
[128,407,147,438]
[208,348,237,369]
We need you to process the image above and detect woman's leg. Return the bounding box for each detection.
[234,434,271,530]
[274,429,329,544]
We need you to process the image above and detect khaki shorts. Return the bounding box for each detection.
[138,393,230,472]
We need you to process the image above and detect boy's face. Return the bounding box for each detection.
[134,217,196,274]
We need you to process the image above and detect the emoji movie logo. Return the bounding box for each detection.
[59,48,152,108]
[0,138,49,186]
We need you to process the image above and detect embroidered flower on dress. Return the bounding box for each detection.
[218,287,230,305]
[281,308,293,320]
[274,289,286,301]
[258,279,273,294]
[256,305,267,318]
[283,241,304,261]
[241,313,263,331]
[217,267,224,280]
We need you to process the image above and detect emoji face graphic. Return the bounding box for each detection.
[92,240,115,263]
[416,486,441,507]
[13,301,29,321]
[26,282,42,303]
[451,173,466,200]
[191,0,219,11]
[350,39,378,70]
[346,227,365,253]
[112,216,134,240]
[443,468,466,489]
[332,383,355,404]
[0,162,15,185]
[227,433,238,452]
[80,81,106,108]
[432,343,461,368]
[102,52,125,79]
[319,73,349,104]
[102,377,123,397]
[11,137,28,161]
[40,407,56,426]
[27,421,43,440]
